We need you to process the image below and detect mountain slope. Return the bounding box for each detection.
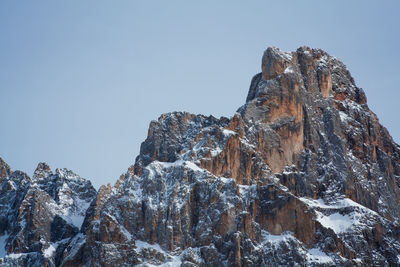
[0,160,96,266]
[2,46,400,266]
[67,46,400,266]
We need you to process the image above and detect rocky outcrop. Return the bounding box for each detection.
[1,46,400,266]
[0,159,96,267]
[62,46,400,266]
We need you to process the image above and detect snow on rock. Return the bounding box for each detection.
[0,159,96,265]
[222,129,236,137]
[300,196,382,234]
[43,243,57,258]
[135,240,182,266]
[306,248,334,264]
[316,211,353,234]
[3,46,400,266]
[253,230,341,265]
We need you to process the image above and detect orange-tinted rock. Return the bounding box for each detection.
[261,47,291,80]
[74,46,400,266]
[4,46,400,266]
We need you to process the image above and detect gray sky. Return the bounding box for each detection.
[1,1,399,189]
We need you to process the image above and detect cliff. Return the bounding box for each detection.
[1,46,400,266]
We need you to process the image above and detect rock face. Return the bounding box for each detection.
[1,46,400,266]
[0,160,96,266]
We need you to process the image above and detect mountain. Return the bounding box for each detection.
[1,46,400,266]
[0,159,96,266]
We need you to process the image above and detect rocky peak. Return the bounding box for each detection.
[33,162,53,181]
[0,157,11,180]
[2,46,400,266]
[134,111,229,174]
[261,46,293,80]
[73,46,400,266]
[0,159,97,266]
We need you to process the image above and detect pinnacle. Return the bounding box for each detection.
[0,156,11,179]
[261,47,293,80]
[33,162,52,180]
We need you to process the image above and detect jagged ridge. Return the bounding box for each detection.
[0,160,96,266]
[1,46,400,266]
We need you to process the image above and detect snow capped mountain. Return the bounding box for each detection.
[2,46,400,266]
[0,160,96,266]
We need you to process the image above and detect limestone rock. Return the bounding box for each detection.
[69,47,400,266]
[2,46,400,266]
[0,161,96,266]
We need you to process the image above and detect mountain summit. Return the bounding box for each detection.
[1,46,400,266]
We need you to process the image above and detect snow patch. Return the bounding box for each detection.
[284,66,294,74]
[307,248,333,263]
[151,160,205,173]
[300,197,377,214]
[255,231,335,264]
[135,240,164,253]
[210,147,222,157]
[316,211,353,234]
[43,243,57,258]
[222,129,236,137]
[184,161,204,173]
[240,138,256,149]
[339,111,351,122]
[261,231,296,244]
[300,197,378,234]
[5,253,24,259]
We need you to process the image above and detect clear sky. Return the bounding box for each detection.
[1,1,399,189]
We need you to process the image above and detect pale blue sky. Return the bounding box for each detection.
[1,1,399,188]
